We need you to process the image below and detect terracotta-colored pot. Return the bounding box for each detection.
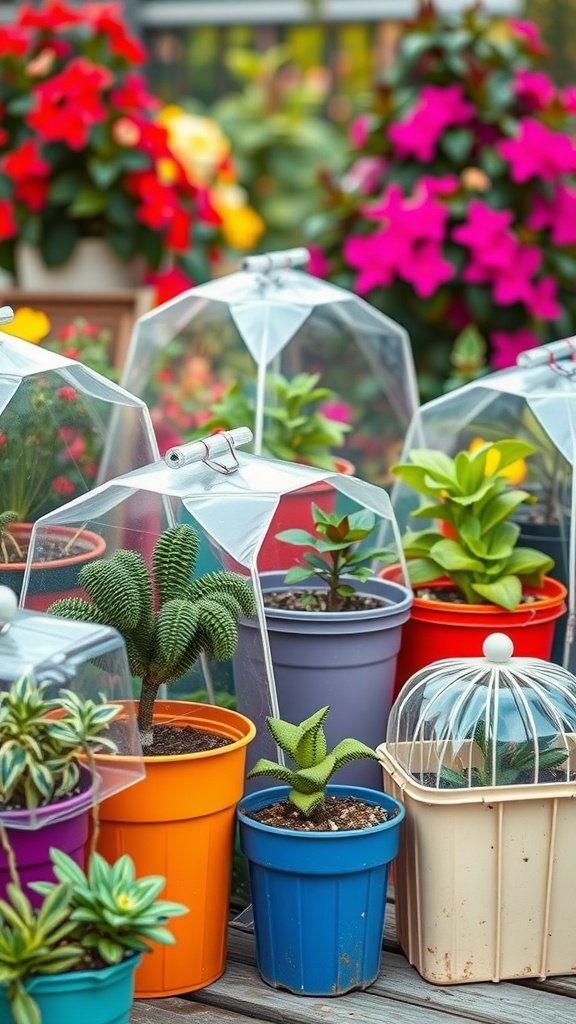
[1,523,106,609]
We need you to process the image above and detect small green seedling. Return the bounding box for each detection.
[247,706,378,815]
[276,504,392,612]
[439,719,570,788]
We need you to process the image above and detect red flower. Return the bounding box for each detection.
[2,140,50,181]
[147,266,196,305]
[110,73,159,112]
[0,26,31,58]
[83,3,146,63]
[0,200,17,240]
[15,178,50,212]
[57,386,78,401]
[166,207,193,251]
[51,475,76,496]
[19,1,82,29]
[27,59,112,148]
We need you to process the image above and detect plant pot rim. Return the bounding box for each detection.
[409,575,567,614]
[136,700,256,764]
[22,952,142,994]
[377,742,576,804]
[238,783,405,838]
[256,572,412,622]
[0,524,106,572]
[0,762,97,830]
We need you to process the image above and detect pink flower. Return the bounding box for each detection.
[492,245,541,306]
[57,386,78,401]
[51,475,76,496]
[344,230,410,294]
[548,184,576,246]
[452,200,512,250]
[498,118,576,182]
[399,240,456,299]
[526,192,551,232]
[349,114,372,149]
[490,328,540,369]
[525,277,561,320]
[509,19,549,56]
[419,175,459,196]
[320,400,353,424]
[388,84,474,162]
[366,183,449,242]
[342,156,387,195]
[561,85,576,114]
[307,245,329,278]
[513,69,555,110]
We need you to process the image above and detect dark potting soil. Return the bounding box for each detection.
[415,587,540,605]
[417,769,576,789]
[2,535,89,565]
[143,724,233,757]
[245,794,393,832]
[263,589,386,613]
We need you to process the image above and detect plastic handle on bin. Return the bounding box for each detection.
[517,337,576,368]
[0,586,18,635]
[242,248,310,274]
[164,427,253,473]
[0,306,14,325]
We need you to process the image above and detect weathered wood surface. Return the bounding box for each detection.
[131,914,576,1024]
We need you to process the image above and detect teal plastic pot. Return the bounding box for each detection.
[238,785,404,996]
[0,955,141,1024]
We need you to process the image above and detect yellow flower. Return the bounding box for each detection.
[211,183,265,251]
[469,437,527,485]
[158,106,231,187]
[1,307,50,344]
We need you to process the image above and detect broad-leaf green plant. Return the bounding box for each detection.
[276,504,392,612]
[438,719,570,789]
[391,439,554,610]
[48,524,256,747]
[247,706,378,816]
[201,371,350,470]
[0,676,119,811]
[0,848,187,1024]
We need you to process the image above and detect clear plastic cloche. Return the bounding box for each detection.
[20,429,410,770]
[0,585,144,829]
[385,632,576,790]
[391,339,576,671]
[0,307,159,601]
[120,248,418,487]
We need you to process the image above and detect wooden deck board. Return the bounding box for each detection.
[130,917,576,1024]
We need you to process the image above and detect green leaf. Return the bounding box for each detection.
[472,575,522,610]
[87,157,121,189]
[289,789,324,815]
[69,186,107,218]
[430,539,483,572]
[441,128,474,163]
[406,557,445,584]
[40,221,79,267]
[276,529,318,546]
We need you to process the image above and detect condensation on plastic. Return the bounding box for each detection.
[390,339,576,673]
[0,329,160,506]
[386,631,576,789]
[21,430,410,763]
[0,603,144,829]
[120,249,419,486]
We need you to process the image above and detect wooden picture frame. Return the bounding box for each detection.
[0,287,154,371]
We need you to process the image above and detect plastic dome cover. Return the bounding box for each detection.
[391,339,576,671]
[0,587,144,829]
[120,248,418,486]
[0,311,159,561]
[20,429,410,756]
[386,632,576,789]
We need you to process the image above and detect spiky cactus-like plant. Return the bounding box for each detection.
[48,524,256,747]
[247,706,378,816]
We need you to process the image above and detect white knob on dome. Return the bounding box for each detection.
[483,632,514,662]
[0,586,18,632]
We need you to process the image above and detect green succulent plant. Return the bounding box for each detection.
[438,719,570,789]
[247,706,378,816]
[201,371,350,470]
[391,439,554,610]
[48,524,256,747]
[0,848,187,1024]
[0,511,21,564]
[276,504,392,612]
[0,675,119,811]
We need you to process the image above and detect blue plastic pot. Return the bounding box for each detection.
[238,785,404,996]
[0,954,141,1024]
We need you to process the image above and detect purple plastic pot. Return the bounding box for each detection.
[0,767,95,905]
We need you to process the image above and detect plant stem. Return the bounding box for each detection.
[0,821,21,889]
[138,677,161,749]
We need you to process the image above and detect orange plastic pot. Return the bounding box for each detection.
[390,575,567,698]
[96,701,255,998]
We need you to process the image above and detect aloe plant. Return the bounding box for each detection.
[48,524,256,746]
[0,676,119,810]
[439,719,570,789]
[276,504,392,611]
[0,849,187,1024]
[247,706,378,815]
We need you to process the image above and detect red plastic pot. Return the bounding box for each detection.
[2,524,106,610]
[257,457,354,571]
[387,573,567,698]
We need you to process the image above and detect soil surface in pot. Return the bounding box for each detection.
[416,769,576,788]
[263,590,386,613]
[143,724,233,757]
[246,795,393,832]
[415,586,540,605]
[1,533,89,565]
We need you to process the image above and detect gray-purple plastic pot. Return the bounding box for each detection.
[233,573,412,789]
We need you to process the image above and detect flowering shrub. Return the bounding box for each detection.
[0,1,261,287]
[315,3,576,397]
